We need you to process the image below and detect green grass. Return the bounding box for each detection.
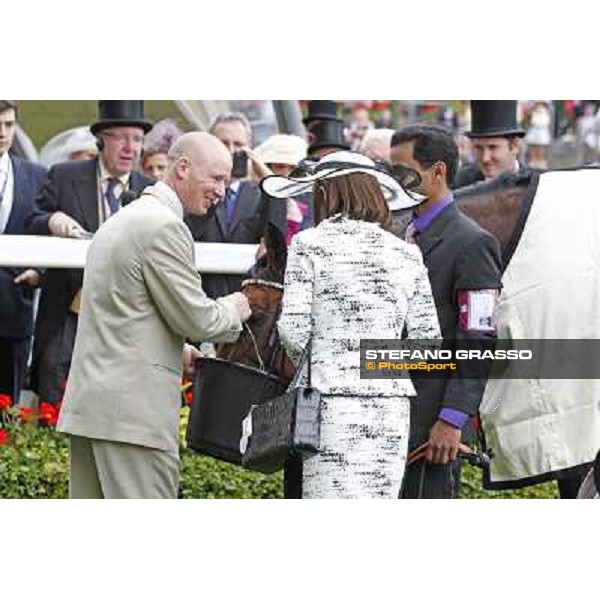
[17,100,188,149]
[460,464,558,499]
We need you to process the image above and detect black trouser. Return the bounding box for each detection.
[283,457,303,499]
[0,337,30,403]
[557,463,593,499]
[401,459,462,499]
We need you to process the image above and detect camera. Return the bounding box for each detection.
[231,150,248,179]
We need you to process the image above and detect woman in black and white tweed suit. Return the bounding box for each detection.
[262,151,441,498]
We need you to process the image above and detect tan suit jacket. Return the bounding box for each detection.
[57,182,242,454]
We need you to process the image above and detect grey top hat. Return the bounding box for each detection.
[90,100,153,135]
[466,100,525,138]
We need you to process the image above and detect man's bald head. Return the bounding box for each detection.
[168,131,231,168]
[166,132,232,216]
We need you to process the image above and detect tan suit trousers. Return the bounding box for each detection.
[69,435,179,499]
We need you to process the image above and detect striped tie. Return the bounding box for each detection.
[405,221,419,244]
[105,178,120,215]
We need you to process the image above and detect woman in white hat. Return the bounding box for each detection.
[253,134,309,243]
[39,126,98,168]
[262,151,441,498]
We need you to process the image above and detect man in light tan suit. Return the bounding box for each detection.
[57,132,251,499]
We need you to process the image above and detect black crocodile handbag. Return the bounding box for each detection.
[241,339,321,474]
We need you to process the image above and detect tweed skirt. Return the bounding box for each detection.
[302,395,410,499]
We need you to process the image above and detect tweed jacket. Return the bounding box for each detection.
[278,215,440,397]
[57,182,243,454]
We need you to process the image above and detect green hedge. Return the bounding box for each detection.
[0,424,558,499]
[0,426,69,499]
[0,424,283,499]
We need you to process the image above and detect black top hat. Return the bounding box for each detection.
[303,100,342,125]
[307,119,350,154]
[90,100,153,135]
[466,100,525,138]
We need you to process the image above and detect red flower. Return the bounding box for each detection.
[184,390,193,406]
[0,394,12,410]
[19,407,34,423]
[38,402,61,427]
[0,428,8,445]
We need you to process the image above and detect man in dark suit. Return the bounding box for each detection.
[186,113,267,299]
[453,100,526,189]
[26,101,153,405]
[390,123,502,498]
[303,100,350,160]
[0,100,47,402]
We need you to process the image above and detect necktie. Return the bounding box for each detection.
[105,178,121,215]
[225,187,237,223]
[405,221,419,244]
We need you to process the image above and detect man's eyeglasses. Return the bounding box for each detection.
[101,132,144,145]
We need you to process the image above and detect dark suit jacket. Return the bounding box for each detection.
[25,158,152,377]
[409,202,502,447]
[453,162,531,190]
[453,163,484,189]
[0,155,47,339]
[185,180,266,299]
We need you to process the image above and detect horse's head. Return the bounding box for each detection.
[454,170,536,265]
[390,170,536,260]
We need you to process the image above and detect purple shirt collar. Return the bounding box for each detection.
[412,194,454,233]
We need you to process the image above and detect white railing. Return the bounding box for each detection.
[0,235,258,274]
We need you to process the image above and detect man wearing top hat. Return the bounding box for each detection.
[453,100,526,189]
[26,100,154,406]
[303,100,351,160]
[266,100,351,242]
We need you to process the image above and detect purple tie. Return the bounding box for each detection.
[106,178,120,215]
[405,221,419,244]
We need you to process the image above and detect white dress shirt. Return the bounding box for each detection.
[0,152,14,233]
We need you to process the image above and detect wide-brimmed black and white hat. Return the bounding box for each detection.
[261,150,423,211]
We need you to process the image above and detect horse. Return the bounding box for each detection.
[391,168,538,270]
[392,166,600,496]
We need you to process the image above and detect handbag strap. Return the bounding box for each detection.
[289,336,313,388]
